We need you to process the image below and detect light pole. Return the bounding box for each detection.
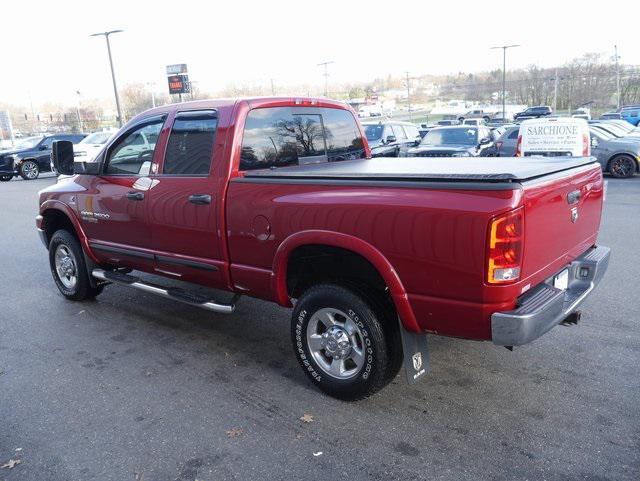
[75,90,84,132]
[490,44,520,120]
[317,60,334,98]
[91,30,124,126]
[614,45,621,110]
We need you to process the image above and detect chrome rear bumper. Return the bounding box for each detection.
[491,245,610,346]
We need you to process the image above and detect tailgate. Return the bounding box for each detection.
[520,162,604,283]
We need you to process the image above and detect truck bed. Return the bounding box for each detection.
[243,156,597,183]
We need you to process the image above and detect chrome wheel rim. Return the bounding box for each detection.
[54,244,78,289]
[23,161,38,179]
[306,307,366,380]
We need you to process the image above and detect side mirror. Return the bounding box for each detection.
[591,137,599,148]
[386,135,397,144]
[39,144,50,151]
[479,137,491,146]
[51,140,75,176]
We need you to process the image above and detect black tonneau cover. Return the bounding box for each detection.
[243,157,597,183]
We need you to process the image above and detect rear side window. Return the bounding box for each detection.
[403,124,420,139]
[322,108,364,161]
[508,129,519,139]
[240,106,365,170]
[163,111,217,175]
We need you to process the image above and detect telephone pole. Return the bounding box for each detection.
[614,45,621,110]
[317,61,334,98]
[270,78,276,96]
[553,68,558,112]
[490,44,520,120]
[405,71,416,121]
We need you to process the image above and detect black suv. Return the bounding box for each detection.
[513,106,552,120]
[362,121,421,157]
[405,125,498,158]
[0,134,86,181]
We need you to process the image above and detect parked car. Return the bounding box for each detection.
[513,106,552,120]
[600,112,622,120]
[0,133,86,181]
[458,109,492,123]
[363,121,421,157]
[620,106,640,126]
[589,127,640,178]
[590,122,639,140]
[516,117,590,157]
[495,125,520,157]
[73,129,118,162]
[436,119,460,126]
[462,118,486,126]
[41,96,609,400]
[406,125,498,157]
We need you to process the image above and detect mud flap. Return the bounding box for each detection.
[398,318,429,384]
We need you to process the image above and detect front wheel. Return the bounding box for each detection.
[291,284,401,401]
[609,155,637,178]
[49,230,103,301]
[19,160,40,180]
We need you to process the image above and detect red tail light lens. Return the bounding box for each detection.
[487,208,524,284]
[514,135,522,157]
[496,141,503,150]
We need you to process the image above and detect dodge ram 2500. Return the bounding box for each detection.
[39,97,610,400]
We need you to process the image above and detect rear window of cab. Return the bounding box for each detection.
[240,106,365,170]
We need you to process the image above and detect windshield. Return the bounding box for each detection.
[593,126,622,138]
[81,131,113,144]
[363,124,384,141]
[13,136,43,150]
[592,129,614,141]
[420,128,477,146]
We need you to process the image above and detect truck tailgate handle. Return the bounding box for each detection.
[188,194,212,205]
[126,191,144,201]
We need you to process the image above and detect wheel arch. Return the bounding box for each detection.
[272,230,420,332]
[40,201,98,262]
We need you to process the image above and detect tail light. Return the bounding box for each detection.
[514,135,522,157]
[496,141,503,150]
[487,208,524,284]
[582,134,590,156]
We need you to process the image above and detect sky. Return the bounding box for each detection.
[2,0,639,107]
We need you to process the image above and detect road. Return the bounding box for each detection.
[1,174,638,481]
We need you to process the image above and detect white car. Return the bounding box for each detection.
[73,129,118,161]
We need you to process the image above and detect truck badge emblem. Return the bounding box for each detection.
[412,352,423,371]
[571,207,578,223]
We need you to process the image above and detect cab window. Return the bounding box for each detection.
[104,119,164,176]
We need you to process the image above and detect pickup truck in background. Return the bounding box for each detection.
[40,97,610,400]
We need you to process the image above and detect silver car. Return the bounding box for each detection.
[590,127,640,178]
[495,126,520,157]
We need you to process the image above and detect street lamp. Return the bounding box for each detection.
[490,44,520,120]
[90,30,124,126]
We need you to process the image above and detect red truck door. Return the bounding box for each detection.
[79,116,165,271]
[147,110,226,288]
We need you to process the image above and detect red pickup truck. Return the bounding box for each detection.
[40,97,610,400]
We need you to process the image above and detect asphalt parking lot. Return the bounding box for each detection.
[1,174,639,481]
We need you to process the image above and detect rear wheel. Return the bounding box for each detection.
[49,230,103,300]
[609,155,637,178]
[291,283,401,401]
[0,175,11,182]
[19,160,40,180]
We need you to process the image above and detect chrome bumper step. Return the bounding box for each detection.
[92,269,239,314]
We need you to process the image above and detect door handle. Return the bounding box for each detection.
[188,194,212,205]
[126,191,145,201]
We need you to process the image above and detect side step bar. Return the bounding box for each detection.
[92,269,239,314]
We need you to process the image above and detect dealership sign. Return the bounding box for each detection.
[166,64,190,95]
